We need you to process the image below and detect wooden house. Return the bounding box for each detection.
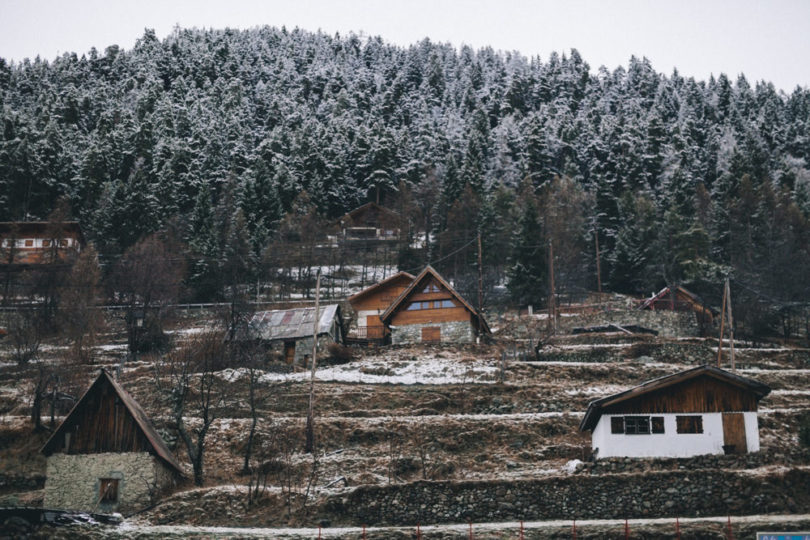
[579,365,770,459]
[380,265,490,345]
[638,285,717,326]
[338,202,401,242]
[347,271,414,342]
[41,370,183,513]
[244,304,344,365]
[0,221,85,267]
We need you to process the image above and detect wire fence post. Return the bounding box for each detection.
[520,520,525,540]
[624,518,629,539]
[572,518,577,540]
[318,525,322,539]
[675,517,681,540]
[469,520,473,539]
[727,516,734,540]
[362,524,366,540]
[416,522,421,540]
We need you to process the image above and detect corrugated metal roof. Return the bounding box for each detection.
[248,304,340,341]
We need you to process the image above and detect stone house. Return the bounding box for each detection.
[347,271,414,343]
[244,304,344,365]
[580,365,770,459]
[380,265,490,345]
[41,370,183,514]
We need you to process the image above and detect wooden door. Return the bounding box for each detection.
[421,326,441,343]
[284,341,296,364]
[722,413,747,454]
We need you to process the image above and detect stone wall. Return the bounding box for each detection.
[321,469,810,526]
[391,321,474,345]
[267,334,335,366]
[557,309,703,337]
[44,453,174,513]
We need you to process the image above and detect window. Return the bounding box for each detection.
[676,415,703,434]
[440,300,454,308]
[42,239,51,247]
[99,478,119,504]
[611,415,664,435]
[624,416,650,434]
[24,239,33,247]
[60,239,68,247]
[422,283,440,293]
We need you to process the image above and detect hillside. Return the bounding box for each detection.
[2,296,809,537]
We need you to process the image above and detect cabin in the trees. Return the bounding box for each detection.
[380,265,490,345]
[348,271,414,343]
[245,304,344,365]
[0,221,85,267]
[638,285,717,327]
[338,202,401,242]
[41,370,183,513]
[579,365,770,459]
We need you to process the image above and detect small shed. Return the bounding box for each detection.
[579,365,770,459]
[246,304,344,365]
[380,265,490,345]
[41,370,183,513]
[638,285,717,326]
[338,202,401,241]
[348,271,414,342]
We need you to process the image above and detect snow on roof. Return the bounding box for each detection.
[247,304,340,341]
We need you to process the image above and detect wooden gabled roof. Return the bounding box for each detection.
[638,285,718,315]
[348,271,415,304]
[380,265,491,334]
[41,370,184,475]
[339,202,400,225]
[579,365,770,432]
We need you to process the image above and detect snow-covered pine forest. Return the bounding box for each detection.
[1,26,809,333]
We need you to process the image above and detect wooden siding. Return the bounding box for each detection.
[603,375,759,415]
[421,326,441,342]
[350,275,413,313]
[58,383,151,455]
[390,306,472,326]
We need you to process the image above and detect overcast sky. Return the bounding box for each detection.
[1,0,809,92]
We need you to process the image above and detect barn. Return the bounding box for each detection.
[579,365,770,459]
[41,370,183,513]
[380,265,490,345]
[348,271,414,343]
[244,304,344,365]
[638,285,717,326]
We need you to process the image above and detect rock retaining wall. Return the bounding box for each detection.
[321,469,810,526]
[557,310,703,337]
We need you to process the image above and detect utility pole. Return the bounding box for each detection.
[548,240,556,334]
[726,278,735,370]
[477,232,483,315]
[594,227,602,300]
[717,280,727,367]
[305,269,321,453]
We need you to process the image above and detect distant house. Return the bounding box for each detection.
[0,221,85,267]
[579,365,770,459]
[638,285,717,327]
[41,370,183,514]
[380,265,490,345]
[348,271,414,342]
[338,202,401,242]
[244,304,344,365]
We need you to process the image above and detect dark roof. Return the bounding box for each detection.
[246,304,341,341]
[638,285,718,315]
[579,365,770,432]
[380,265,491,334]
[41,370,184,475]
[348,271,415,303]
[340,202,400,224]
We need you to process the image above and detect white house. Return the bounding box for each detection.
[579,365,770,459]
